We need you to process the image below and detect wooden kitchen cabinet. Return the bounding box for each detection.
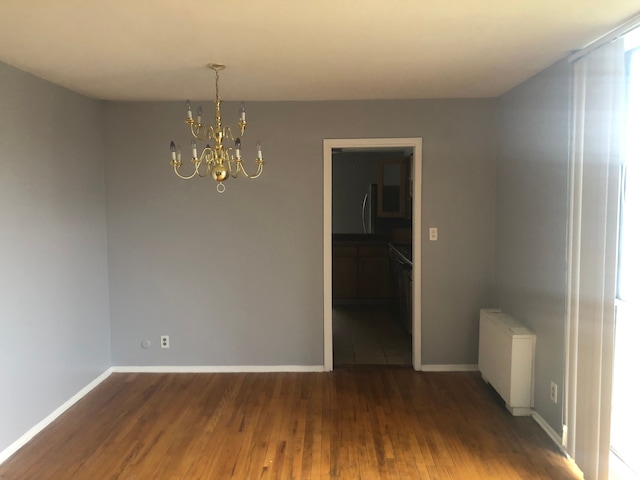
[332,244,390,300]
[377,157,412,219]
[357,246,391,298]
[332,246,358,298]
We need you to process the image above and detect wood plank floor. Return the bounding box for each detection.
[0,369,583,479]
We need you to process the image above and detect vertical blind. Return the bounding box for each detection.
[617,47,640,305]
[609,44,640,476]
[566,40,625,480]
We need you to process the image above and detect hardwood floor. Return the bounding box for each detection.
[0,370,582,479]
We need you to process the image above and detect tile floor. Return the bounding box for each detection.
[332,304,412,366]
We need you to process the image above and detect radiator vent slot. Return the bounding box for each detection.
[478,309,536,416]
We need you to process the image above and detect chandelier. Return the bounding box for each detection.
[168,64,264,193]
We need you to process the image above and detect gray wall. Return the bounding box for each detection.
[3,55,576,453]
[496,59,572,435]
[0,63,111,452]
[103,99,498,366]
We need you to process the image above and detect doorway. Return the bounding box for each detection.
[323,138,423,371]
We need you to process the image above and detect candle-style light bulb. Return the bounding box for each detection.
[235,138,241,159]
[170,141,176,160]
[197,106,203,124]
[186,100,193,119]
[176,145,182,161]
[191,139,197,158]
[239,101,246,122]
[256,141,263,160]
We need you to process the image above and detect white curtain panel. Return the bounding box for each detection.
[566,40,625,480]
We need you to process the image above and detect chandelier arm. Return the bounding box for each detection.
[206,125,216,141]
[219,147,230,166]
[230,159,264,179]
[224,153,236,179]
[197,163,210,177]
[189,123,205,141]
[229,157,246,179]
[172,163,201,180]
[228,124,246,140]
[203,162,213,178]
[229,128,245,142]
[237,121,247,138]
[189,123,217,142]
[197,148,214,177]
[246,161,264,179]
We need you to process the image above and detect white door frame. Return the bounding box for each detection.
[323,137,423,371]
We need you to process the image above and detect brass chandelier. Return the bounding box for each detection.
[169,64,264,193]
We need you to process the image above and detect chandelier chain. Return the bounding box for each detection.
[215,69,220,102]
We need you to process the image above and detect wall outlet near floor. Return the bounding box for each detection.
[550,381,558,403]
[429,227,438,241]
[161,335,170,349]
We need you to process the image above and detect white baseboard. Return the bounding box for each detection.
[531,410,564,450]
[421,364,479,372]
[0,367,113,466]
[531,413,584,478]
[112,365,326,373]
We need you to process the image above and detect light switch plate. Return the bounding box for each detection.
[429,227,438,241]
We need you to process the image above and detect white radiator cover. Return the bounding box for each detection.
[478,309,536,416]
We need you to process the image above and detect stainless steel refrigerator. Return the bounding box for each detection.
[361,184,377,234]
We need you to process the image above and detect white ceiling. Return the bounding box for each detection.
[0,0,638,101]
